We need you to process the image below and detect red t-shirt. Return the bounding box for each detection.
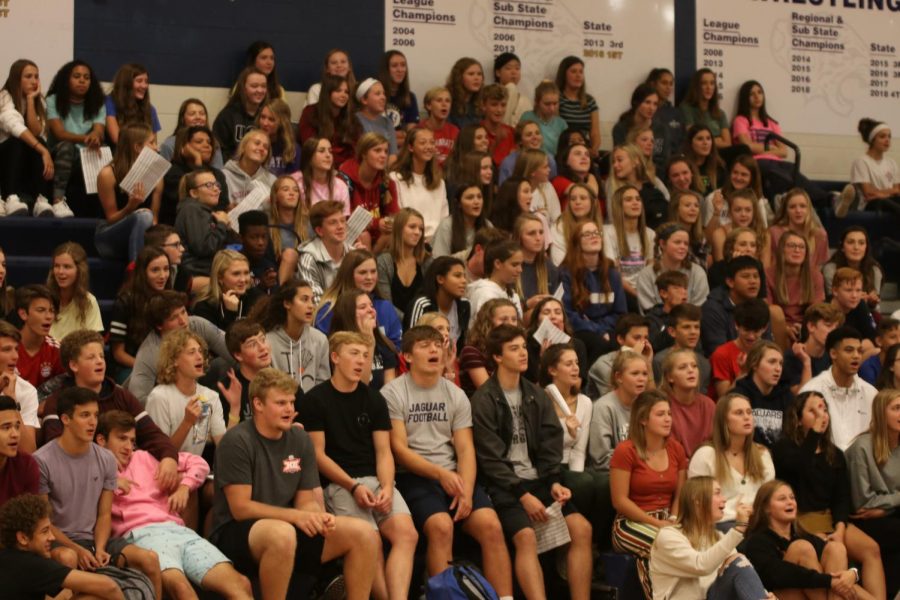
[609,438,687,512]
[483,121,516,167]
[17,338,63,388]
[418,120,459,167]
[669,394,716,457]
[0,452,40,506]
[711,340,742,390]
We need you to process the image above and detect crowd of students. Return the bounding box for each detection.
[0,41,900,600]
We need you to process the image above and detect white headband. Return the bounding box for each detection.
[869,123,890,143]
[356,78,379,102]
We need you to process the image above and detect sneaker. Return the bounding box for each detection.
[4,194,28,216]
[835,183,856,218]
[33,195,54,217]
[0,199,7,217]
[51,199,75,218]
[320,574,346,600]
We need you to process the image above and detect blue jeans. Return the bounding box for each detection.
[94,208,153,261]
[706,555,769,600]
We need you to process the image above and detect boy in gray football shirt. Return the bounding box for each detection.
[384,326,513,598]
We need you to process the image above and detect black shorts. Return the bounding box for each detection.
[485,478,578,538]
[396,473,494,531]
[51,537,129,563]
[212,519,325,577]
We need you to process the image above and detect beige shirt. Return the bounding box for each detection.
[50,293,103,340]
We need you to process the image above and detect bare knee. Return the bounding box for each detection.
[513,528,538,554]
[786,539,818,562]
[822,540,847,561]
[129,548,161,574]
[566,514,592,544]
[53,547,78,568]
[424,514,454,546]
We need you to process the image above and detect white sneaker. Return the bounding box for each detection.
[51,199,75,218]
[835,184,856,218]
[0,199,7,217]
[4,194,28,216]
[33,195,54,217]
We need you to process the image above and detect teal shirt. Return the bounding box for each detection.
[520,110,568,157]
[46,94,106,147]
[679,103,728,138]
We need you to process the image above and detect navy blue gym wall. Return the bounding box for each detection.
[75,1,694,94]
[74,1,385,89]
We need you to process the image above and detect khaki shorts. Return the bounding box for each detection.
[324,476,410,530]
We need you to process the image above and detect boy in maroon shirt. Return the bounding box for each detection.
[710,299,770,398]
[0,395,39,506]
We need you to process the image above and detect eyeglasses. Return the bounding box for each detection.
[580,230,602,239]
[784,243,806,250]
[162,242,185,249]
[193,181,221,190]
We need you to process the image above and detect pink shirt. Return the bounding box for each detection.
[668,393,715,457]
[110,450,209,537]
[291,172,351,216]
[732,115,783,162]
[765,265,825,326]
[769,226,829,270]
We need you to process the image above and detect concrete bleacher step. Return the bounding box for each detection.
[0,216,103,258]
[6,256,127,301]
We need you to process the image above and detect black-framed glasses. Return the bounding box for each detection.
[193,181,221,190]
[162,242,185,249]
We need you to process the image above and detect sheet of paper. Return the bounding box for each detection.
[346,206,374,246]
[553,283,565,301]
[79,146,113,194]
[227,181,270,232]
[532,317,571,346]
[534,502,571,554]
[545,384,571,416]
[119,147,170,201]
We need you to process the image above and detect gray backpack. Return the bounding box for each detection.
[95,565,155,599]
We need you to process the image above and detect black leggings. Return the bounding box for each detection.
[0,136,51,205]
[864,195,900,218]
[757,159,832,209]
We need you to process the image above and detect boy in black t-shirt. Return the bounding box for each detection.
[830,267,878,359]
[217,320,273,423]
[211,368,378,600]
[0,494,123,600]
[238,210,279,294]
[300,331,419,600]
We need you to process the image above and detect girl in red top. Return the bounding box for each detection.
[297,75,360,168]
[610,389,687,599]
[660,349,715,457]
[338,132,398,253]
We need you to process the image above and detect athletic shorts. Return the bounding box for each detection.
[324,476,410,530]
[212,519,325,578]
[52,536,129,562]
[486,478,577,538]
[126,522,230,585]
[395,472,494,531]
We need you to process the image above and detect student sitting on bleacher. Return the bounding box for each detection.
[97,410,253,599]
[0,59,53,217]
[127,290,229,404]
[191,249,264,331]
[95,123,158,262]
[109,246,171,380]
[0,494,123,599]
[837,117,900,218]
[15,284,63,389]
[0,394,39,505]
[0,321,39,453]
[44,59,105,219]
[46,242,103,340]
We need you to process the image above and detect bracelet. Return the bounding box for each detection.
[350,482,361,495]
[850,567,860,583]
[734,521,749,527]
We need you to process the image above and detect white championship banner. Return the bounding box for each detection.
[0,0,74,84]
[385,0,674,114]
[696,0,900,136]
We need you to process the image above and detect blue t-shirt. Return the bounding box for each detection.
[46,94,107,147]
[357,113,398,155]
[104,95,162,132]
[858,354,882,386]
